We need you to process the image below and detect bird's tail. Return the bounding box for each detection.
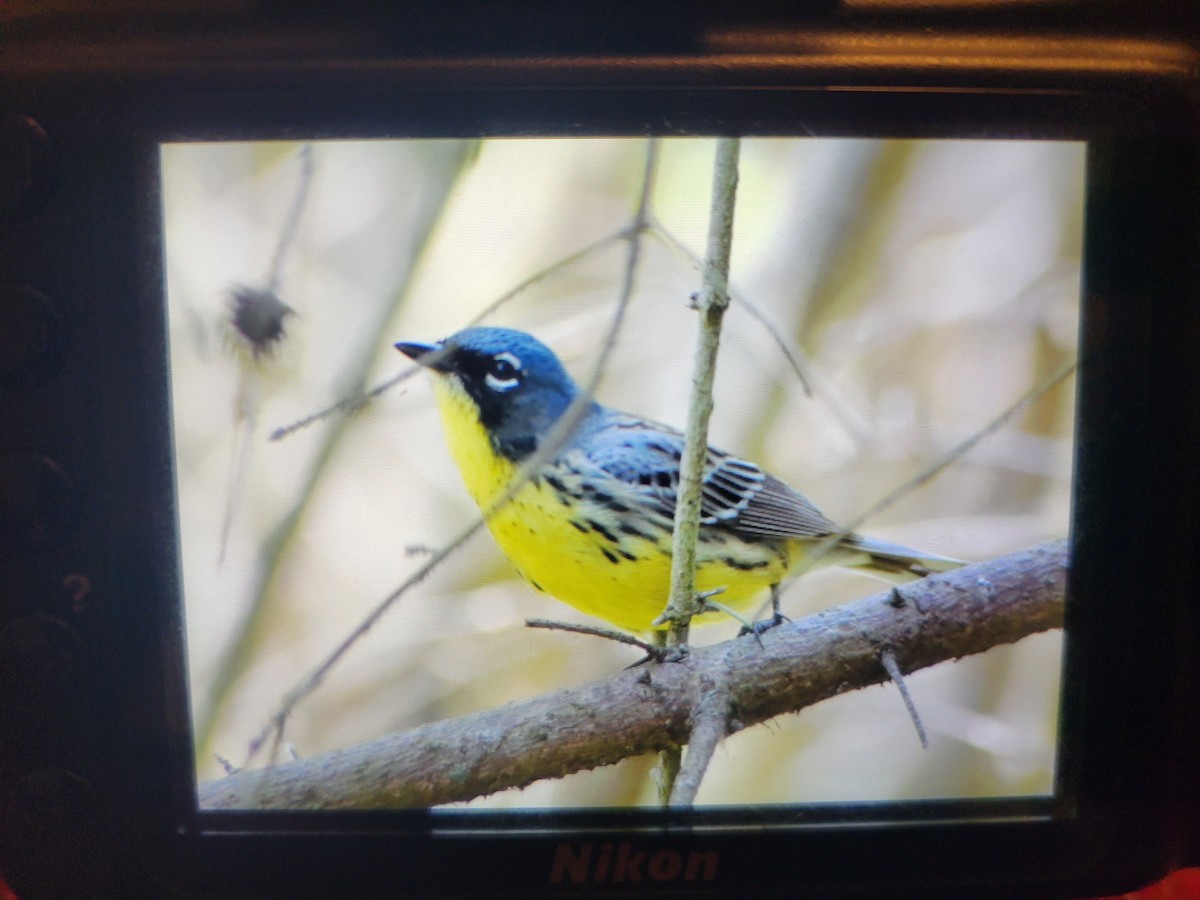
[839,534,964,584]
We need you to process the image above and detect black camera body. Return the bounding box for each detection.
[3,4,1200,898]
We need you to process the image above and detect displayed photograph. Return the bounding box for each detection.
[160,136,1082,809]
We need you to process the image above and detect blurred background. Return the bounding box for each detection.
[160,136,1082,808]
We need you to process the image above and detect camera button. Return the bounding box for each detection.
[0,768,109,897]
[0,614,81,709]
[0,285,68,390]
[0,114,55,216]
[0,453,79,554]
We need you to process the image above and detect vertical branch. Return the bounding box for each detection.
[265,144,314,294]
[652,138,740,807]
[658,137,741,639]
[218,146,312,563]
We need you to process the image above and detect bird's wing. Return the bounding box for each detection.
[579,413,841,540]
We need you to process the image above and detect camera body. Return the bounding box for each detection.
[3,4,1200,897]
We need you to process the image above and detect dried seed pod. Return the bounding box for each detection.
[229,286,293,358]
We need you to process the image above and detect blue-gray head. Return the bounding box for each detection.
[396,327,585,461]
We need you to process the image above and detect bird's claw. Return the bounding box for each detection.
[626,643,690,668]
[738,612,790,647]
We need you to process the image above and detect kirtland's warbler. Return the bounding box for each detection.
[397,327,961,634]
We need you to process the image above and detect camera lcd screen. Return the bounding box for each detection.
[160,137,1082,810]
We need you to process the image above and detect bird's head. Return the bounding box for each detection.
[396,327,583,462]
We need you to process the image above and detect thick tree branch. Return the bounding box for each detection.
[199,539,1067,811]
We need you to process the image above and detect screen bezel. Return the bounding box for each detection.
[85,79,1198,895]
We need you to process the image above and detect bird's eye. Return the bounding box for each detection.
[484,352,522,392]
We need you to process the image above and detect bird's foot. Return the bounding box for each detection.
[738,611,791,647]
[627,643,690,668]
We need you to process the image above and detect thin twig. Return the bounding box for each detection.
[266,145,314,294]
[218,147,314,557]
[658,138,741,638]
[525,618,660,655]
[653,137,740,807]
[268,229,630,442]
[267,369,413,441]
[758,357,1078,620]
[648,217,813,396]
[244,140,662,768]
[880,648,928,749]
[246,515,492,764]
[218,371,258,565]
[463,228,634,330]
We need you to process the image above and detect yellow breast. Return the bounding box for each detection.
[430,377,788,633]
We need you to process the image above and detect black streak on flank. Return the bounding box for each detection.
[619,522,654,541]
[722,556,769,571]
[601,548,619,564]
[587,520,619,544]
[581,484,627,512]
[569,520,589,533]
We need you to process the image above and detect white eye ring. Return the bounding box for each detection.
[485,352,522,392]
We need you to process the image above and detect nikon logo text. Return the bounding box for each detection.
[550,841,718,884]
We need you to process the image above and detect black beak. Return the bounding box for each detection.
[395,340,448,370]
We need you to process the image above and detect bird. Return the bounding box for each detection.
[396,326,961,635]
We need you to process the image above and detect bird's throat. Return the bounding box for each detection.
[430,375,521,508]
